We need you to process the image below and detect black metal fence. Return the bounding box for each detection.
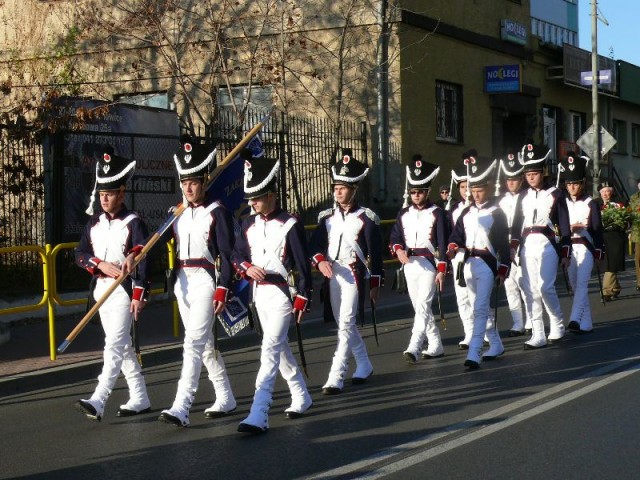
[0,108,398,286]
[211,109,371,224]
[1,110,379,249]
[0,128,45,248]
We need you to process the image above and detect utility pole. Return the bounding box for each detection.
[590,0,609,196]
[590,0,601,197]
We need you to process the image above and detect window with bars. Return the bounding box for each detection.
[217,85,274,111]
[435,80,463,143]
[631,124,640,156]
[612,119,627,154]
[570,111,586,143]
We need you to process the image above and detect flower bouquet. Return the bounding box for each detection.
[601,202,632,231]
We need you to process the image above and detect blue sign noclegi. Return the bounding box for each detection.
[485,64,522,93]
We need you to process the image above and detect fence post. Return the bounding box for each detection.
[360,121,368,165]
[45,243,57,360]
[279,112,288,211]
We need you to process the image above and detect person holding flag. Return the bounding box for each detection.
[389,154,447,364]
[232,152,313,434]
[310,148,383,395]
[74,146,151,422]
[560,154,604,333]
[126,136,237,427]
[447,156,510,369]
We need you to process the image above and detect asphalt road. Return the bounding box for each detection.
[1,275,640,480]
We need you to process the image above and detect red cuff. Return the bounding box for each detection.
[312,253,327,267]
[510,239,520,250]
[128,245,144,257]
[293,295,309,312]
[370,275,382,288]
[391,244,403,255]
[239,261,253,272]
[132,286,145,301]
[437,261,447,273]
[497,264,509,277]
[447,243,458,252]
[214,287,228,303]
[86,257,102,275]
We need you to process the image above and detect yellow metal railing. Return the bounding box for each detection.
[0,219,397,361]
[0,241,181,361]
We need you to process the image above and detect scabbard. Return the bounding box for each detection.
[248,301,263,337]
[131,314,142,367]
[595,262,606,306]
[295,321,309,379]
[213,313,219,358]
[493,280,499,330]
[437,285,446,330]
[370,299,379,346]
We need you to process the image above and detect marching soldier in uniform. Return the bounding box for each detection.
[561,154,604,333]
[126,137,237,427]
[511,143,571,349]
[447,157,510,369]
[497,150,530,336]
[389,154,447,363]
[310,148,383,395]
[233,154,313,434]
[448,151,475,349]
[75,146,151,421]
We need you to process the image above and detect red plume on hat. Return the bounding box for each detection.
[406,153,440,188]
[331,148,369,185]
[518,142,551,172]
[85,145,136,215]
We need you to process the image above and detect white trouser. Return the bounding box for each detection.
[250,283,308,412]
[173,268,232,413]
[463,258,500,363]
[504,263,529,331]
[92,278,148,407]
[403,256,442,356]
[520,235,565,340]
[451,253,474,345]
[567,243,594,331]
[326,262,371,388]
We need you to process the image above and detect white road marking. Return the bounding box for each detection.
[301,355,640,480]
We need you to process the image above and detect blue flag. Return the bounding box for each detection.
[207,134,265,336]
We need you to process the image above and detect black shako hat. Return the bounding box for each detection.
[85,145,136,215]
[467,156,498,188]
[406,153,440,190]
[518,142,551,172]
[499,148,524,179]
[451,150,474,186]
[560,154,590,183]
[331,148,369,186]
[173,135,216,182]
[243,152,279,200]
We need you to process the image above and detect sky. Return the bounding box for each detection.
[578,0,640,66]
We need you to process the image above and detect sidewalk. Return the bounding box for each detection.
[0,271,413,396]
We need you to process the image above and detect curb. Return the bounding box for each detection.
[0,297,414,397]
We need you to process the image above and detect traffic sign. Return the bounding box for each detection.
[576,124,617,159]
[580,69,613,86]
